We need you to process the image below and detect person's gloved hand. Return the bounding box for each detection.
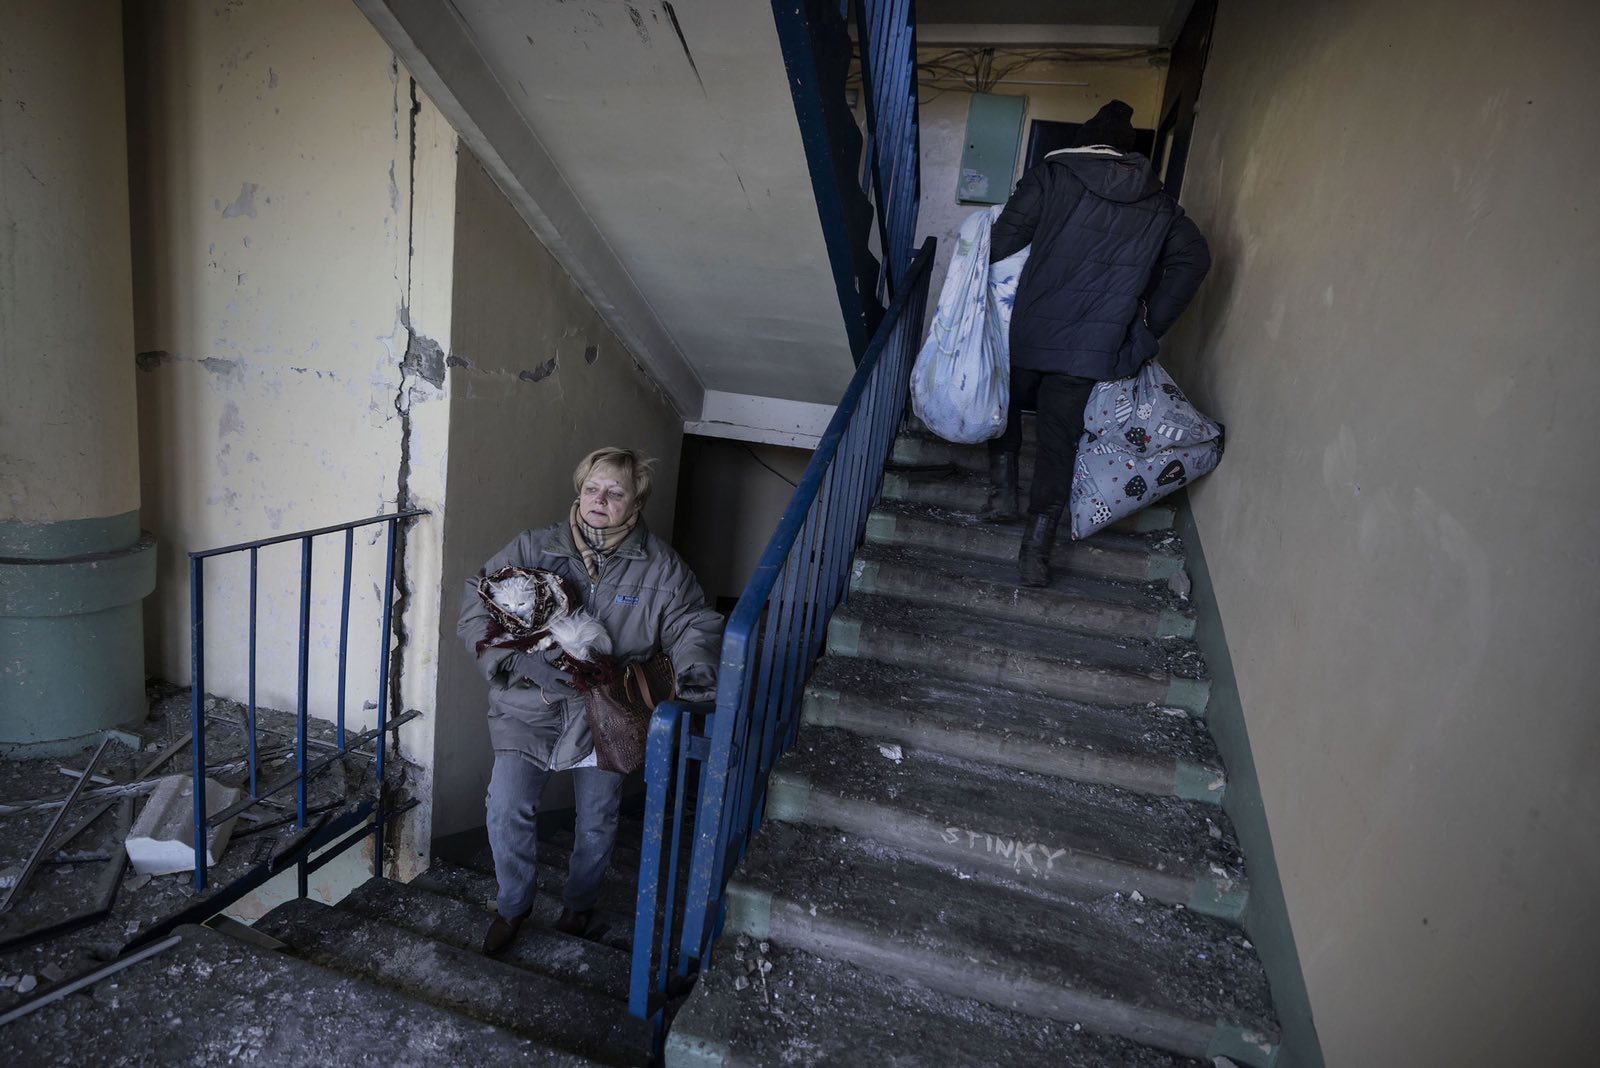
[508,649,574,698]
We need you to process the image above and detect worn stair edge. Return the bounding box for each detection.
[764,731,1247,920]
[851,549,1195,640]
[409,857,637,953]
[255,898,646,1065]
[337,875,631,1001]
[865,504,1187,582]
[803,682,1225,805]
[881,470,1176,533]
[666,936,1208,1068]
[7,923,593,1065]
[724,882,1272,1067]
[718,824,1279,1067]
[827,610,1211,715]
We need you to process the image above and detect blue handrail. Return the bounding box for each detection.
[187,508,424,889]
[630,237,935,1025]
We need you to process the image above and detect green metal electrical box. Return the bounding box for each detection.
[957,93,1028,204]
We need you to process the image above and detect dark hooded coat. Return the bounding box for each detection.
[990,148,1211,381]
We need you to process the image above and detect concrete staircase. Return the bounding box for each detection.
[666,424,1281,1067]
[4,827,651,1066]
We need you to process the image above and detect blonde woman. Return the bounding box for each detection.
[458,447,722,955]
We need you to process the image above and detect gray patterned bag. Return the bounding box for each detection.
[1069,361,1224,540]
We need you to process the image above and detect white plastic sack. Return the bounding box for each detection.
[1069,361,1224,540]
[910,207,1029,443]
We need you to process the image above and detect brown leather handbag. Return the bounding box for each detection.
[581,652,675,774]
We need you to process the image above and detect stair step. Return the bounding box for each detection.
[828,594,1210,714]
[5,924,593,1065]
[721,821,1280,1067]
[804,657,1226,802]
[255,898,646,1065]
[880,469,1175,532]
[852,542,1195,640]
[667,936,1206,1068]
[767,726,1246,918]
[893,429,1038,478]
[866,499,1187,583]
[410,858,637,952]
[338,876,631,1001]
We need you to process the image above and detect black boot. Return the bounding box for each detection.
[979,451,1021,522]
[1017,507,1061,587]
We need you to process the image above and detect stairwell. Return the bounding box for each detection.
[5,822,653,1065]
[666,419,1282,1067]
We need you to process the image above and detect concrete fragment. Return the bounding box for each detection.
[16,975,37,994]
[125,776,240,875]
[1167,568,1192,600]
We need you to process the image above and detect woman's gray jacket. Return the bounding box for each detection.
[457,521,723,770]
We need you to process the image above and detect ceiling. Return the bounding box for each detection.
[361,0,859,427]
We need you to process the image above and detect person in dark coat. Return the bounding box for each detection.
[982,100,1211,586]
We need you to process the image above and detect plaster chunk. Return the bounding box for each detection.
[125,775,241,875]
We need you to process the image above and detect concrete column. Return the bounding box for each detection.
[0,3,155,751]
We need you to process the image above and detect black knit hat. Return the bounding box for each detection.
[1073,100,1136,152]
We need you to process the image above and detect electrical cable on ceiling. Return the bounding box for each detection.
[851,45,1166,95]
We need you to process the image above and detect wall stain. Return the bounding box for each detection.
[584,344,599,365]
[627,5,650,44]
[199,357,241,382]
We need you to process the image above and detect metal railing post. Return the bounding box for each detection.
[190,556,207,891]
[247,547,258,798]
[296,537,312,829]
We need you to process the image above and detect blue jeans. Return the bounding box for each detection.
[485,751,624,918]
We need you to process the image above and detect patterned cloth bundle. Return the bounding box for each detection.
[1068,361,1224,540]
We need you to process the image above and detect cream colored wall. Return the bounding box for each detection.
[674,437,813,608]
[915,54,1168,310]
[429,152,686,839]
[0,2,139,524]
[1165,1,1600,1063]
[125,0,456,866]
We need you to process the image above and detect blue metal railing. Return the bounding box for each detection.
[770,0,922,352]
[854,0,921,298]
[187,509,423,890]
[630,237,935,1026]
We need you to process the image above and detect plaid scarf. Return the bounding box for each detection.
[569,499,639,582]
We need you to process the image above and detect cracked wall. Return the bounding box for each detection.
[124,0,456,872]
[430,151,683,839]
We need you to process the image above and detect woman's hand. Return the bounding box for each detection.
[509,649,575,696]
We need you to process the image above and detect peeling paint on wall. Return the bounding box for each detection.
[518,358,558,382]
[220,181,259,218]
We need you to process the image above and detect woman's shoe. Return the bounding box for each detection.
[482,909,529,956]
[556,907,594,936]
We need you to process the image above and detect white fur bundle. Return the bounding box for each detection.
[546,611,613,662]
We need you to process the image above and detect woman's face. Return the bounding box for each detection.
[579,466,638,529]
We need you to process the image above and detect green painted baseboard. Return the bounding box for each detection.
[1173,490,1326,1068]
